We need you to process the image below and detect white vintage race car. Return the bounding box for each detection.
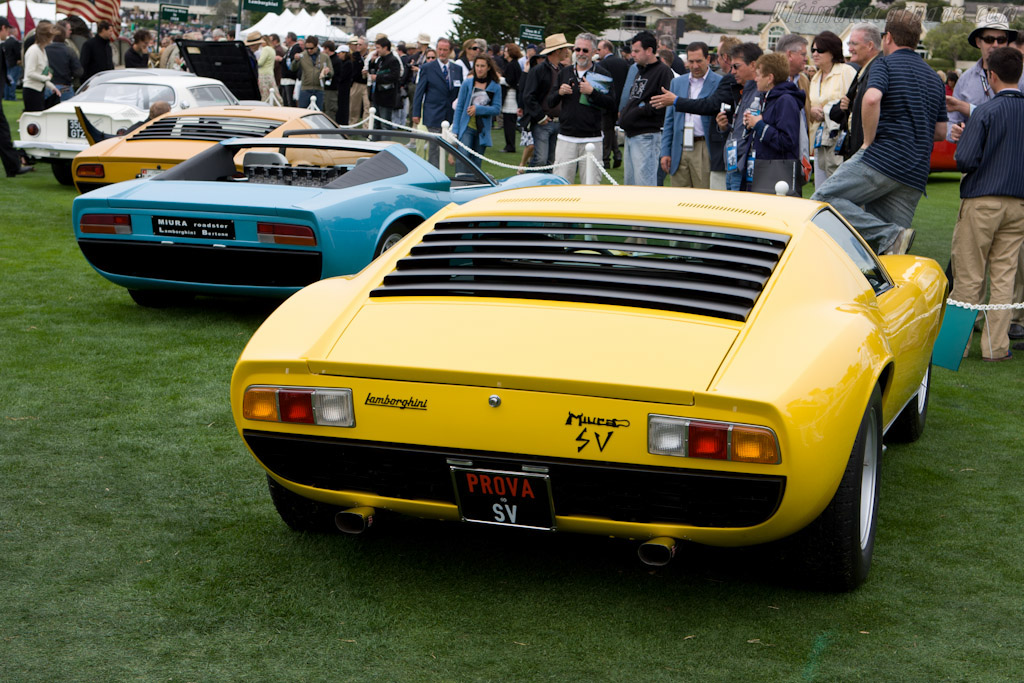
[16,69,238,185]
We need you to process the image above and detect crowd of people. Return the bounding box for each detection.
[3,12,1024,359]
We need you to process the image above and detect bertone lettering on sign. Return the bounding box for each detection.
[364,392,428,410]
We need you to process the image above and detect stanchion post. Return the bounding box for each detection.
[584,143,596,185]
[368,107,376,130]
[439,121,450,175]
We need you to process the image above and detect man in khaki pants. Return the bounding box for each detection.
[949,47,1024,361]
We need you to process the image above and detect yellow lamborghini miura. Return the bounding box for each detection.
[230,186,947,590]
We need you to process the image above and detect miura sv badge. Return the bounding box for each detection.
[565,411,630,453]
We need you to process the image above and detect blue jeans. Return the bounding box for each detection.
[530,120,559,168]
[58,85,75,102]
[810,149,920,254]
[726,169,742,191]
[457,128,486,175]
[624,132,661,186]
[298,89,323,110]
[4,66,21,101]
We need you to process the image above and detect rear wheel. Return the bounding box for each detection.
[127,289,196,308]
[374,224,409,258]
[887,361,931,443]
[266,475,341,533]
[52,160,74,186]
[797,384,883,591]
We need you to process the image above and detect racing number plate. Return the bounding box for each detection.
[67,119,85,139]
[152,216,235,240]
[451,467,555,531]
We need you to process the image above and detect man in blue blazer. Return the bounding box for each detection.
[412,37,464,166]
[659,42,722,188]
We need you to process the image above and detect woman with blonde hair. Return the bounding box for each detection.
[23,24,60,111]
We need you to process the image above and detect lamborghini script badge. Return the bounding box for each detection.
[365,393,428,410]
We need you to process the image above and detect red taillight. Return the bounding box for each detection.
[278,390,316,424]
[688,422,729,460]
[79,213,131,234]
[76,164,105,178]
[257,222,316,246]
[26,123,40,136]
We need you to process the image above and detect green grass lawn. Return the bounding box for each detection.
[2,100,1023,681]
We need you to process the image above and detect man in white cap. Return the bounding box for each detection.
[946,13,1024,341]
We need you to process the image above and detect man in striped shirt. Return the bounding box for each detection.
[948,48,1024,362]
[811,10,947,255]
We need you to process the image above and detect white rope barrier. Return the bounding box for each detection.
[947,299,1024,310]
[365,113,618,184]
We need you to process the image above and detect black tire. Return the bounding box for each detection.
[886,361,931,443]
[797,384,883,591]
[266,475,341,533]
[52,160,74,186]
[127,289,196,308]
[374,224,408,258]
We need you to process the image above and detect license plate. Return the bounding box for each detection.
[152,216,235,240]
[68,119,85,139]
[451,467,555,530]
[136,168,164,179]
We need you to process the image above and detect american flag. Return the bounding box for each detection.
[55,0,121,26]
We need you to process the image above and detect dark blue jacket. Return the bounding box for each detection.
[412,58,464,128]
[750,80,804,161]
[955,89,1024,200]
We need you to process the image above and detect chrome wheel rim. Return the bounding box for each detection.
[380,233,402,253]
[859,407,880,550]
[916,366,930,414]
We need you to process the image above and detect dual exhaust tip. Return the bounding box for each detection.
[334,507,677,567]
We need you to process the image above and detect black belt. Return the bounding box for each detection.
[693,135,705,141]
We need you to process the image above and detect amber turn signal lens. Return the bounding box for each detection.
[731,427,779,464]
[243,388,279,422]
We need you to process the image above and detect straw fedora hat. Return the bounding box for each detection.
[539,33,572,55]
[968,13,1018,48]
[417,33,430,45]
[244,31,264,46]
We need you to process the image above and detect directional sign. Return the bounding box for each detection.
[242,0,284,12]
[160,4,190,22]
[519,24,545,44]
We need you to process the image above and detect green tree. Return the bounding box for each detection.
[451,0,629,44]
[682,13,713,33]
[717,0,755,11]
[923,19,979,64]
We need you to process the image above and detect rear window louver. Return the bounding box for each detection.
[370,220,788,321]
[131,116,281,141]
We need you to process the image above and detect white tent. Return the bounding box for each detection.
[0,0,63,30]
[243,8,350,43]
[366,0,458,45]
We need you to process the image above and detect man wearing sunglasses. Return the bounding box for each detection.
[946,14,1024,340]
[548,33,615,183]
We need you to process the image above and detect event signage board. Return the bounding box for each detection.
[519,24,544,43]
[160,4,190,22]
[242,0,284,12]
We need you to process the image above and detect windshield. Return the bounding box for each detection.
[71,83,177,109]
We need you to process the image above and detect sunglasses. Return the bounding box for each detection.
[573,47,590,53]
[467,46,480,51]
[730,63,743,70]
[306,47,317,51]
[426,56,436,60]
[979,35,1008,44]
[810,47,826,53]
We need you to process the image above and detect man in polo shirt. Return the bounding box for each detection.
[811,10,947,255]
[948,48,1024,361]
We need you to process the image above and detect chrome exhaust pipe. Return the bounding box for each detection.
[335,506,375,534]
[638,537,677,566]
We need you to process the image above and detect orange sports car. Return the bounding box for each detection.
[71,105,337,193]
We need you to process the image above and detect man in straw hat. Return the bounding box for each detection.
[947,13,1024,341]
[521,32,571,168]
